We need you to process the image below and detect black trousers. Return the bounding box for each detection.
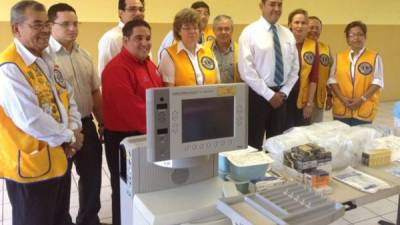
[104,129,141,225]
[248,88,287,150]
[72,116,103,225]
[6,169,73,225]
[285,88,310,130]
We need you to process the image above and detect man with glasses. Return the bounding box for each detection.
[98,0,145,75]
[157,1,215,63]
[0,1,83,225]
[47,3,104,225]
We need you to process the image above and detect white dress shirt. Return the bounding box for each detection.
[158,41,220,85]
[47,36,100,118]
[328,47,384,88]
[97,22,124,76]
[238,17,299,101]
[0,39,81,147]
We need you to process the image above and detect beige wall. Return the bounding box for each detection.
[0,0,399,101]
[2,0,400,24]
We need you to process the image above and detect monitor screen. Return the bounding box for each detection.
[182,96,234,143]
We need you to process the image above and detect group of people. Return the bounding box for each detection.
[0,1,384,225]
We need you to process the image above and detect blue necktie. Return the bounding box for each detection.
[271,24,284,86]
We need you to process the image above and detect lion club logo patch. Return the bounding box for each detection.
[358,62,373,75]
[206,36,215,41]
[303,51,315,65]
[201,56,215,70]
[54,68,66,88]
[320,54,330,67]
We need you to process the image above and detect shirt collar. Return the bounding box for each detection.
[48,36,79,54]
[212,40,234,53]
[350,47,366,58]
[259,16,276,32]
[118,21,124,29]
[14,38,40,66]
[177,41,203,54]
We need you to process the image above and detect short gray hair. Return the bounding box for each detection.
[11,1,46,25]
[213,15,234,28]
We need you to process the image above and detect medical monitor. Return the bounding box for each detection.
[146,83,248,162]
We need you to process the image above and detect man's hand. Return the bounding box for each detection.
[269,92,286,109]
[64,145,77,158]
[70,129,84,150]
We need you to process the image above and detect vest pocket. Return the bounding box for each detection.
[358,101,374,118]
[332,97,346,116]
[18,147,51,179]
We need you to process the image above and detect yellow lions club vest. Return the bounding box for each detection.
[166,43,218,86]
[0,43,69,183]
[332,49,380,121]
[297,38,317,109]
[204,40,241,83]
[202,25,216,43]
[316,42,332,109]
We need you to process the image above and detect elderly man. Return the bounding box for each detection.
[102,20,162,225]
[47,3,104,225]
[238,0,299,150]
[98,0,145,75]
[0,1,83,225]
[157,1,215,63]
[205,15,240,83]
[307,16,333,122]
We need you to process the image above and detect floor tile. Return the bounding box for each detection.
[328,218,350,225]
[342,207,378,223]
[381,211,398,223]
[363,199,398,215]
[352,216,389,225]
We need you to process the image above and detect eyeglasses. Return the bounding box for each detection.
[24,21,51,31]
[125,6,145,13]
[181,25,199,32]
[348,32,365,38]
[53,21,81,29]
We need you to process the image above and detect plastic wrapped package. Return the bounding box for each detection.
[263,131,310,163]
[359,124,393,137]
[365,135,400,161]
[307,130,353,170]
[346,126,381,163]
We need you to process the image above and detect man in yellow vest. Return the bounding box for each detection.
[307,16,333,123]
[328,21,384,126]
[205,15,241,83]
[0,1,83,225]
[157,1,215,63]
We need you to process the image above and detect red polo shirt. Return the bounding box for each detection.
[102,47,162,133]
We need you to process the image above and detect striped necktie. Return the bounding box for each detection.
[271,24,284,86]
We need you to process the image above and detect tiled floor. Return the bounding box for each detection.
[0,101,399,225]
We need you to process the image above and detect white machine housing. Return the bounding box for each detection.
[146,83,248,162]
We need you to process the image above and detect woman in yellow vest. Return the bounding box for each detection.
[329,21,384,126]
[286,9,319,129]
[158,8,220,87]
